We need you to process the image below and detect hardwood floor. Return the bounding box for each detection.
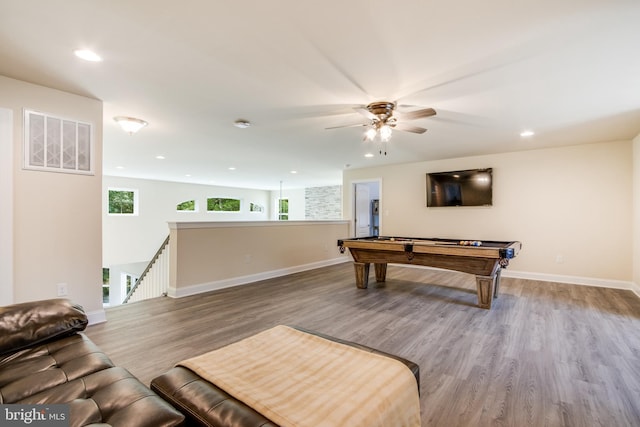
[86,263,640,426]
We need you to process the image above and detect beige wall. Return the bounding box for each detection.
[169,221,349,297]
[0,75,104,319]
[344,140,633,286]
[633,134,640,295]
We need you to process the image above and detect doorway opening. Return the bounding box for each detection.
[353,180,381,238]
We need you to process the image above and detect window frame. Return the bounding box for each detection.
[176,199,199,212]
[277,198,289,220]
[206,197,242,213]
[249,203,264,213]
[107,187,139,216]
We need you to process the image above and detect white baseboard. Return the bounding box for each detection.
[502,270,634,291]
[391,263,637,295]
[631,281,640,298]
[87,309,107,325]
[168,256,350,299]
[162,258,640,301]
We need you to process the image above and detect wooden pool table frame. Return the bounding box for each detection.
[338,237,522,309]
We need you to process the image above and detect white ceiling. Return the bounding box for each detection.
[2,0,639,190]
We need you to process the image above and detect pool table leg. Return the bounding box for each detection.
[353,262,370,288]
[374,263,387,282]
[475,274,496,309]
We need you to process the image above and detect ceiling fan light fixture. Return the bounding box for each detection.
[365,128,377,141]
[379,124,392,142]
[114,116,148,135]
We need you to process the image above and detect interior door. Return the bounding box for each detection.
[355,183,371,237]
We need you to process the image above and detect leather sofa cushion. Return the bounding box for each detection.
[0,298,88,356]
[1,332,184,426]
[22,366,185,427]
[0,334,114,403]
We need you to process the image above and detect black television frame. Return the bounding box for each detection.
[426,168,493,207]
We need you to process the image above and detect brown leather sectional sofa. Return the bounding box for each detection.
[1,299,421,427]
[0,298,184,427]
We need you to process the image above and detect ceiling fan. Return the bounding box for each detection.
[326,101,436,154]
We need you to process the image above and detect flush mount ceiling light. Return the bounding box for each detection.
[234,119,251,129]
[114,116,148,135]
[520,130,535,137]
[73,49,102,62]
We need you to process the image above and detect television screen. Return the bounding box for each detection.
[426,168,493,207]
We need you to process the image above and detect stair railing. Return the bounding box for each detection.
[123,235,170,304]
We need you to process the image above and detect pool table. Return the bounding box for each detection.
[337,236,522,309]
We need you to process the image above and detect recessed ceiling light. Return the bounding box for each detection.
[115,166,124,169]
[520,130,535,137]
[156,155,165,160]
[364,153,374,158]
[290,170,298,174]
[73,49,102,62]
[228,167,236,171]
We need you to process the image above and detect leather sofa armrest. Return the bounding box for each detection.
[0,299,88,356]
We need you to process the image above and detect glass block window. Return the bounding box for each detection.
[24,110,93,174]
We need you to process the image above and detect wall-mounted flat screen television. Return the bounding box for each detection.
[426,168,493,207]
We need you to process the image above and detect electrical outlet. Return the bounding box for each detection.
[244,254,252,264]
[57,283,68,297]
[555,255,564,264]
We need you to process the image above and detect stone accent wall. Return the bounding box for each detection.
[305,185,342,219]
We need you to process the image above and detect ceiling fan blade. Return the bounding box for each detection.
[394,123,428,134]
[325,123,366,130]
[354,107,377,121]
[396,108,437,120]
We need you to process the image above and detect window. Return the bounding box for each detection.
[249,203,264,212]
[24,110,93,174]
[102,268,110,305]
[125,274,134,295]
[278,198,289,220]
[207,197,241,212]
[108,188,138,215]
[177,200,197,212]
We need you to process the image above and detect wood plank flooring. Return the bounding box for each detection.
[86,263,640,426]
